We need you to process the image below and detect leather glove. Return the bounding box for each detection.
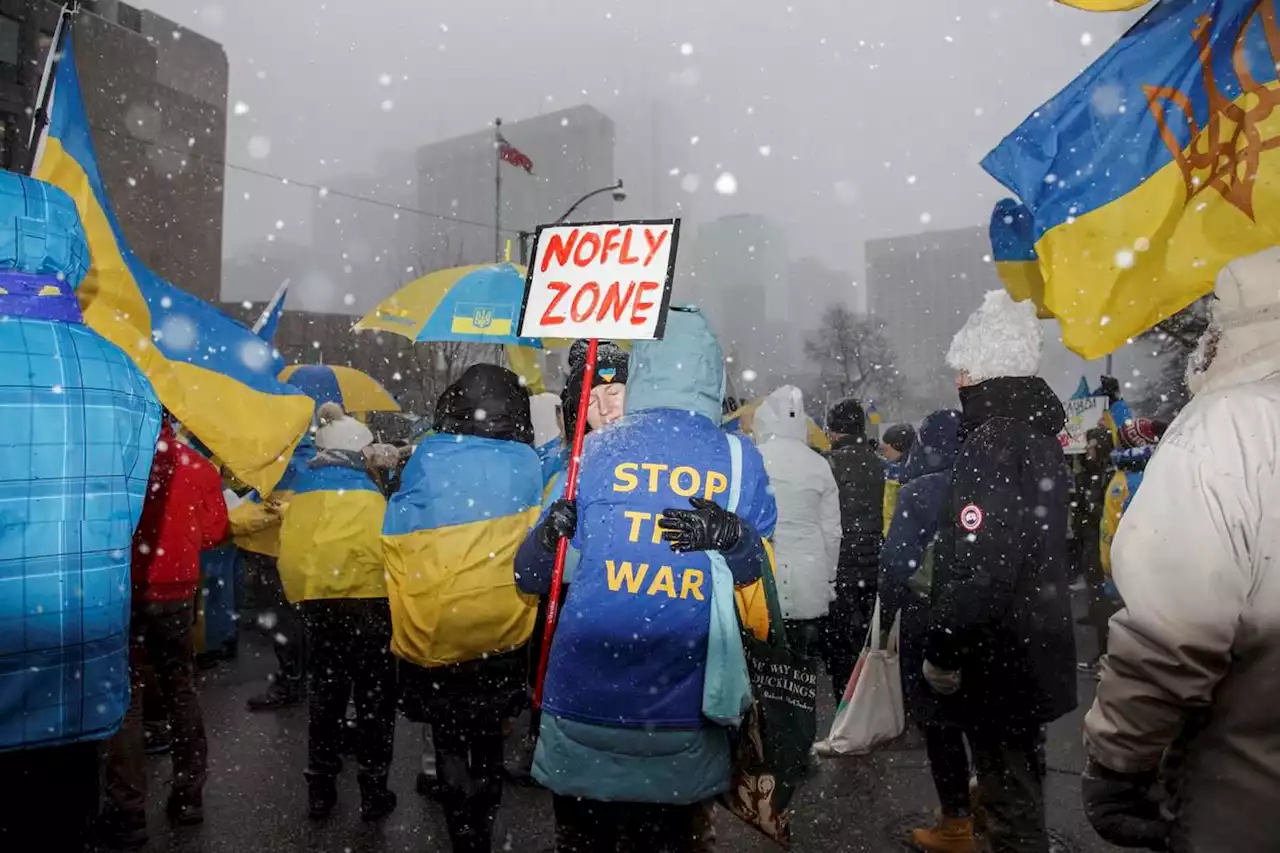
[536,498,578,552]
[923,660,961,695]
[658,497,744,553]
[1082,758,1168,850]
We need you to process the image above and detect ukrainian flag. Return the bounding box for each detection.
[383,433,543,668]
[989,199,1052,320]
[34,34,312,493]
[982,0,1280,358]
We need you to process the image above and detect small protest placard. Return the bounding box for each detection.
[518,219,680,340]
[1059,396,1108,455]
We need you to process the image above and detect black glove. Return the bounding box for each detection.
[1100,375,1122,405]
[1082,757,1168,850]
[658,497,744,553]
[536,498,578,552]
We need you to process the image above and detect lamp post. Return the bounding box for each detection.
[518,179,626,265]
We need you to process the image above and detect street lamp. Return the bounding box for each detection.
[519,179,626,264]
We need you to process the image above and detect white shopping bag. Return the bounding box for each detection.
[814,597,904,756]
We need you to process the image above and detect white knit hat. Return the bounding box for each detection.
[946,290,1043,383]
[314,401,373,452]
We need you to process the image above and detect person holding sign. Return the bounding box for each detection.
[514,306,777,852]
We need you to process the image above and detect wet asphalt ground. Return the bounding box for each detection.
[117,607,1122,853]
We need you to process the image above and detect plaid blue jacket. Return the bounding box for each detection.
[0,172,161,751]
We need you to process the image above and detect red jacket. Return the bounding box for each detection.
[131,423,230,602]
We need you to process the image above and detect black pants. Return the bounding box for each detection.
[923,723,971,818]
[246,552,307,685]
[554,795,704,853]
[302,598,397,778]
[823,581,875,697]
[433,703,506,853]
[105,598,208,816]
[0,741,99,851]
[966,723,1049,853]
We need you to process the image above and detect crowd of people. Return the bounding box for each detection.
[1,171,1278,853]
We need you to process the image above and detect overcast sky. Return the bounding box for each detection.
[143,0,1122,276]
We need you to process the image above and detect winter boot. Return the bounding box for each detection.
[166,789,204,826]
[358,772,397,822]
[910,815,976,853]
[95,810,148,850]
[306,772,338,820]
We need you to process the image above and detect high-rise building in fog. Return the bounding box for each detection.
[0,0,228,302]
[686,213,794,390]
[412,106,617,273]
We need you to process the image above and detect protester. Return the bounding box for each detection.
[925,290,1076,853]
[385,364,543,853]
[879,422,916,534]
[878,410,971,853]
[1072,424,1112,677]
[506,340,631,782]
[1077,402,1165,678]
[100,412,229,845]
[753,384,841,657]
[824,397,886,697]
[1083,248,1280,853]
[229,439,313,711]
[275,402,397,821]
[515,306,777,852]
[530,391,566,486]
[0,174,163,852]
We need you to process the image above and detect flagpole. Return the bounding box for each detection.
[494,116,502,263]
[26,2,77,176]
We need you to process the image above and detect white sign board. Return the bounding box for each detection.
[519,219,680,340]
[1058,396,1108,455]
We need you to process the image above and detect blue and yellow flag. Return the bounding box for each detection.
[982,0,1280,358]
[34,34,312,493]
[989,199,1052,320]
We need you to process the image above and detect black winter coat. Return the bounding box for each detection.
[828,435,885,588]
[926,377,1078,727]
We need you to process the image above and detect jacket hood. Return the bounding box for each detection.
[959,376,1065,440]
[1188,247,1280,395]
[755,386,809,443]
[624,306,723,421]
[434,364,534,444]
[903,409,962,481]
[530,392,562,448]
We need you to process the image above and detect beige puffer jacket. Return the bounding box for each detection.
[1084,249,1280,853]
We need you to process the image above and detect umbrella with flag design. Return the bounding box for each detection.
[280,364,400,414]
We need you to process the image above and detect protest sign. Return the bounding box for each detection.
[522,219,682,707]
[1059,396,1108,454]
[518,219,680,340]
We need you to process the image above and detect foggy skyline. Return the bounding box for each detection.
[143,0,1122,297]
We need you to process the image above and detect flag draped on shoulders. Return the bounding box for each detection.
[983,0,1280,358]
[34,33,312,494]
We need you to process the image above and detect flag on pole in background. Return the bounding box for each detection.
[982,0,1280,359]
[33,32,313,494]
[497,133,534,173]
[253,278,290,341]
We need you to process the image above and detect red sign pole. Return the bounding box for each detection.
[533,337,599,707]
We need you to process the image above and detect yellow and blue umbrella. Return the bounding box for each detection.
[355,263,541,346]
[279,364,400,413]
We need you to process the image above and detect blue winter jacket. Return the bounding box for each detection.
[879,410,962,623]
[0,173,161,752]
[516,306,777,804]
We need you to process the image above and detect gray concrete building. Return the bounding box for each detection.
[414,105,618,271]
[0,0,228,303]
